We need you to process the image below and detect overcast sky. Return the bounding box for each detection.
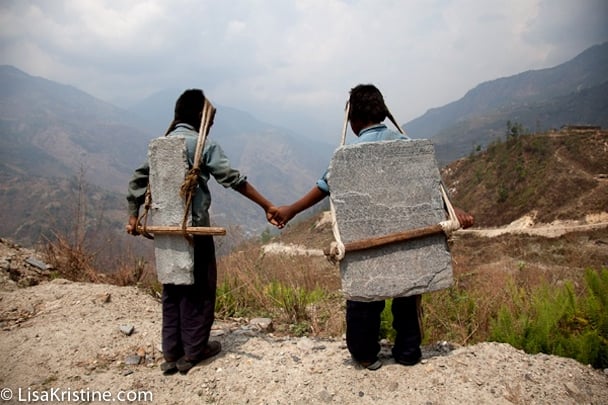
[1,0,607,137]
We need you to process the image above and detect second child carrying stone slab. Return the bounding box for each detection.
[327,138,457,301]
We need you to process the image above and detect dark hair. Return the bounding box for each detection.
[164,89,205,135]
[348,84,388,124]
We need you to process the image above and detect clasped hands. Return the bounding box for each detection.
[265,206,292,229]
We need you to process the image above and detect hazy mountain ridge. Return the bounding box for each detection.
[1,41,606,247]
[405,42,608,163]
[0,65,152,191]
[0,172,126,246]
[0,66,332,246]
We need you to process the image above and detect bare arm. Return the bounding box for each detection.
[272,186,328,228]
[234,181,279,225]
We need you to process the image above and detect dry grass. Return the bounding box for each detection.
[39,216,607,346]
[42,230,160,295]
[212,217,608,343]
[43,232,101,283]
[217,241,344,336]
[428,229,608,345]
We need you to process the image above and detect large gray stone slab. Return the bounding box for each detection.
[148,136,194,285]
[327,139,452,301]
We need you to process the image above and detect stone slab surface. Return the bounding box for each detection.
[148,136,194,285]
[327,139,453,301]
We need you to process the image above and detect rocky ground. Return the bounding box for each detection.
[0,238,607,404]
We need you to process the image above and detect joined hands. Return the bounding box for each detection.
[266,205,294,229]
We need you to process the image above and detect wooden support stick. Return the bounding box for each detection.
[137,225,226,236]
[324,224,443,256]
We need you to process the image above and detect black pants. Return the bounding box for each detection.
[161,235,217,361]
[346,295,422,363]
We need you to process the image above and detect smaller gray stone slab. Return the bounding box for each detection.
[148,136,194,285]
[327,139,453,301]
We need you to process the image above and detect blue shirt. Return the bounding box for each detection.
[127,123,247,226]
[316,124,409,193]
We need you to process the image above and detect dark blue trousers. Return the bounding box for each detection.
[346,294,422,363]
[161,235,217,361]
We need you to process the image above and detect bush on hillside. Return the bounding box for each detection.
[489,268,608,368]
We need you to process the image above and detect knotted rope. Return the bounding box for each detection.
[179,99,216,243]
[136,184,154,239]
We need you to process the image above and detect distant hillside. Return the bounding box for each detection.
[0,66,332,247]
[0,65,149,192]
[405,42,608,164]
[272,128,607,237]
[2,39,606,249]
[441,128,608,227]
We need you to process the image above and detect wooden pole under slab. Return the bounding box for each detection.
[137,225,226,236]
[324,224,443,256]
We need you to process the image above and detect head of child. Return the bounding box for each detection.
[348,84,389,136]
[166,88,215,135]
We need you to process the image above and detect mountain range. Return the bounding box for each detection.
[0,66,333,249]
[405,41,608,163]
[0,41,606,248]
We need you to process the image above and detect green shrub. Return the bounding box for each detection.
[265,281,326,323]
[216,276,329,329]
[380,299,395,341]
[489,268,608,368]
[216,278,259,318]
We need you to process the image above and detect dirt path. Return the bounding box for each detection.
[460,219,608,238]
[262,215,608,256]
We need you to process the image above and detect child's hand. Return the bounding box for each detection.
[271,206,295,229]
[125,215,140,236]
[266,206,281,228]
[454,207,474,229]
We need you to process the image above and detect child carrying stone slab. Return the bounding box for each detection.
[126,89,279,375]
[271,84,474,371]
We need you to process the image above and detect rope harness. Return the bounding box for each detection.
[136,99,217,243]
[326,102,461,263]
[178,100,216,244]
